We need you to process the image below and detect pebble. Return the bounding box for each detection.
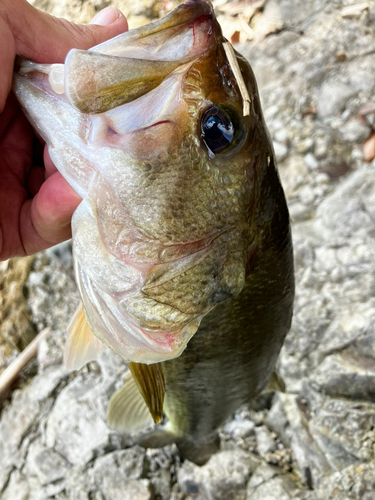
[274,127,289,145]
[178,449,259,500]
[295,138,314,154]
[224,417,255,439]
[289,202,312,222]
[298,185,315,205]
[273,141,289,162]
[340,118,370,143]
[317,81,355,118]
[304,152,319,170]
[254,426,275,458]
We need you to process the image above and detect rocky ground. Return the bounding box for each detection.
[1,0,375,498]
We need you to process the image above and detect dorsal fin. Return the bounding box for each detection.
[107,371,154,433]
[64,303,103,371]
[127,362,165,424]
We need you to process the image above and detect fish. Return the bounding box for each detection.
[13,0,294,465]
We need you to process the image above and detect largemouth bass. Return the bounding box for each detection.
[13,0,294,464]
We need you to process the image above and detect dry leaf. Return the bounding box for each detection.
[218,14,253,43]
[319,162,350,179]
[358,102,375,116]
[214,0,265,18]
[301,106,317,118]
[231,30,241,44]
[363,134,375,162]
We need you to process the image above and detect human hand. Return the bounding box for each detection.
[0,0,128,260]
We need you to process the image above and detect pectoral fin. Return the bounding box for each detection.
[64,303,103,371]
[65,50,180,114]
[107,363,165,433]
[263,370,286,393]
[127,362,165,424]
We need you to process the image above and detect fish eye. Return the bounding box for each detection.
[201,107,234,156]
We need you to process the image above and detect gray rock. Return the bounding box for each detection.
[0,392,41,491]
[274,127,290,145]
[247,475,297,500]
[289,202,312,222]
[45,373,111,466]
[90,449,151,500]
[295,138,315,155]
[340,119,370,143]
[259,0,329,33]
[311,353,375,400]
[346,54,375,94]
[100,479,152,500]
[25,441,70,485]
[274,141,289,162]
[254,426,276,458]
[315,461,375,499]
[282,394,333,487]
[223,417,255,439]
[317,81,355,118]
[314,165,375,241]
[298,185,315,205]
[303,153,319,170]
[178,449,259,500]
[314,135,330,159]
[308,396,375,467]
[265,394,290,445]
[90,447,146,485]
[1,470,30,500]
[150,469,172,500]
[246,463,302,500]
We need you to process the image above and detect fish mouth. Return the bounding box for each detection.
[16,1,217,114]
[19,0,216,115]
[64,0,215,114]
[16,0,219,144]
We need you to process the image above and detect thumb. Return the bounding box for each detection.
[0,0,127,112]
[10,2,128,63]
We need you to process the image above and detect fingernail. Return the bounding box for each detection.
[90,7,120,26]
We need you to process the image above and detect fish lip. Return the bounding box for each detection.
[91,0,216,61]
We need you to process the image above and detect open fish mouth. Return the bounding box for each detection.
[18,0,215,114]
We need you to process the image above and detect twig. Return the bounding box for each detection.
[0,327,51,395]
[223,41,251,116]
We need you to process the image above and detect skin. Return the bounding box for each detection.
[0,0,128,260]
